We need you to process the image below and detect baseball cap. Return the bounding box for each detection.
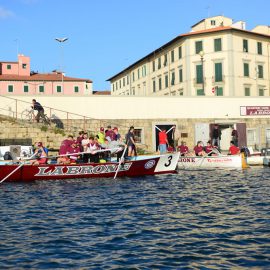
[100,127,104,131]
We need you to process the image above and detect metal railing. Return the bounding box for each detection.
[0,95,131,135]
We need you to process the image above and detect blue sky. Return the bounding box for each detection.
[1,0,270,90]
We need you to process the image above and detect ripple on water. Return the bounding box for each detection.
[0,168,270,269]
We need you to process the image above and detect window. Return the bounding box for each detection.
[215,62,223,82]
[259,88,264,96]
[158,57,161,69]
[134,128,143,143]
[196,64,203,84]
[123,77,125,87]
[171,50,174,63]
[152,79,156,92]
[7,64,11,70]
[165,74,168,88]
[195,41,203,54]
[243,39,248,52]
[245,87,250,96]
[171,71,175,85]
[257,42,262,55]
[142,65,146,77]
[179,89,184,96]
[152,60,155,72]
[197,89,204,96]
[127,75,129,85]
[8,85,13,93]
[211,20,216,25]
[216,87,223,96]
[24,85,29,93]
[158,77,162,90]
[244,63,249,77]
[116,82,118,90]
[112,84,115,92]
[258,65,264,78]
[214,38,222,52]
[22,63,27,69]
[247,129,256,146]
[179,67,183,82]
[178,46,182,59]
[163,54,167,67]
[39,85,44,93]
[57,85,62,93]
[119,80,122,89]
[137,69,140,80]
[74,86,79,93]
[132,72,135,82]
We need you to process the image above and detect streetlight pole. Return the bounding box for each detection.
[55,37,68,94]
[199,50,205,95]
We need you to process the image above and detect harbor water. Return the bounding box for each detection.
[0,168,270,269]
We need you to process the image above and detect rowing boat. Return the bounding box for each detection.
[178,153,248,169]
[0,152,180,182]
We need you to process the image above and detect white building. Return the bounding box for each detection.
[108,16,270,97]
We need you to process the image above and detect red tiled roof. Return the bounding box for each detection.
[93,91,111,95]
[0,73,92,83]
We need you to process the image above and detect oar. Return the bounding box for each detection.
[113,145,128,179]
[0,152,37,184]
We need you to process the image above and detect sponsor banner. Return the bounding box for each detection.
[240,106,270,116]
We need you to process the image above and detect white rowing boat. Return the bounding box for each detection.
[178,153,248,169]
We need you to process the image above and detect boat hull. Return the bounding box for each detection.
[0,152,180,182]
[178,154,246,169]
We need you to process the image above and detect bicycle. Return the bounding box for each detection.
[21,108,51,125]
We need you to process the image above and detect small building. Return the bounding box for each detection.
[0,54,93,95]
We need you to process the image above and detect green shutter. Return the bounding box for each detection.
[196,64,203,84]
[57,86,62,93]
[171,72,175,85]
[214,38,222,52]
[39,85,44,93]
[245,87,250,96]
[152,61,155,72]
[259,88,264,96]
[8,85,13,93]
[257,42,262,55]
[74,86,79,93]
[195,41,203,54]
[178,47,182,59]
[258,65,263,78]
[243,39,248,52]
[159,77,162,90]
[244,63,249,77]
[24,85,29,93]
[165,74,168,88]
[153,80,156,92]
[215,63,222,82]
[197,89,204,96]
[216,87,223,96]
[171,50,174,62]
[179,68,183,82]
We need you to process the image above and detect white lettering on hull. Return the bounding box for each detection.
[35,163,132,177]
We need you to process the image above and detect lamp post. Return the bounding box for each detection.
[55,37,68,94]
[199,50,205,95]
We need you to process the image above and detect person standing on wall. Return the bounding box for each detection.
[212,124,221,149]
[125,126,136,156]
[158,128,168,154]
[231,126,239,147]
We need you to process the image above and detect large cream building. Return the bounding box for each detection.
[108,16,270,97]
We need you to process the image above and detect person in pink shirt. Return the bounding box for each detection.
[193,141,206,156]
[177,141,189,156]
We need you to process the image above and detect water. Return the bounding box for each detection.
[0,168,270,269]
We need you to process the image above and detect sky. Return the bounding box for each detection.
[1,0,270,90]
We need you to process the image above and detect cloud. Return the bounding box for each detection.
[0,6,14,19]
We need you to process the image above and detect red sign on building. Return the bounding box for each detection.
[240,106,270,116]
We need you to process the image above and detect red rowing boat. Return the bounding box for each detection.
[0,152,180,182]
